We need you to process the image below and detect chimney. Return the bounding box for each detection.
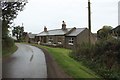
[44,26,47,32]
[62,21,66,30]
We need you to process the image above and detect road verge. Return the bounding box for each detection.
[32,44,99,79]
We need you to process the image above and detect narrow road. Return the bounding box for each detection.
[2,43,47,78]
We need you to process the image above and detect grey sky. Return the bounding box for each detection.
[119,1,120,25]
[13,0,120,33]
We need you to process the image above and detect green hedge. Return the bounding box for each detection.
[2,36,17,56]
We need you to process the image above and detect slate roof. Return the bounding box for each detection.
[112,25,120,32]
[66,28,86,36]
[36,28,72,36]
[36,27,87,37]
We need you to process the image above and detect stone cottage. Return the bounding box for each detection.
[24,32,36,43]
[36,21,96,48]
[111,25,120,39]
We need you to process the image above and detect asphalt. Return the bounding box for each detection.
[2,43,47,78]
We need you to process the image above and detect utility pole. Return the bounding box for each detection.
[88,0,91,44]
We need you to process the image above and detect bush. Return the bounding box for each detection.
[2,36,14,48]
[95,37,120,68]
[70,43,95,61]
[2,36,15,56]
[70,37,120,79]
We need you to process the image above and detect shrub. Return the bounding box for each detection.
[70,37,120,79]
[2,36,14,48]
[2,36,15,56]
[70,42,95,61]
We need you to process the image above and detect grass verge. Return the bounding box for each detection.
[2,44,18,57]
[32,44,99,78]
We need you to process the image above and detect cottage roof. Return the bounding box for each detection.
[36,28,72,36]
[28,33,36,38]
[112,25,120,32]
[66,28,86,36]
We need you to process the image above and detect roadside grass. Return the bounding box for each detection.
[2,45,18,57]
[32,44,100,78]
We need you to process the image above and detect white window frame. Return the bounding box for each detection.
[57,37,62,44]
[58,41,62,44]
[68,38,74,45]
[48,37,53,43]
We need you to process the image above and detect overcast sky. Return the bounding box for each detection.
[13,0,120,33]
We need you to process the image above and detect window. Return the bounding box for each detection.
[58,41,62,44]
[48,37,53,43]
[68,38,74,45]
[58,37,62,44]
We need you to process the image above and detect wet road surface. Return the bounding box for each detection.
[2,43,47,78]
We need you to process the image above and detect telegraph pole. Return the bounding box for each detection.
[88,0,91,44]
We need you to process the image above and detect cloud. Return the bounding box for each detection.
[14,0,120,33]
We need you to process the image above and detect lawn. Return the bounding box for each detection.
[33,44,100,78]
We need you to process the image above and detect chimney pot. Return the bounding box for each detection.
[62,21,66,30]
[44,26,47,32]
